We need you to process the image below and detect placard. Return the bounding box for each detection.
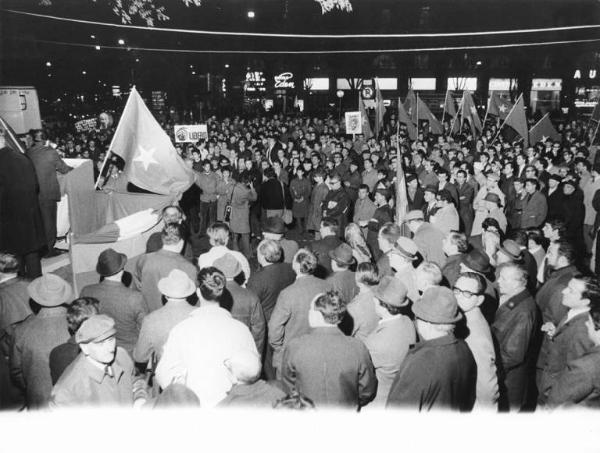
[174,124,208,143]
[75,118,98,132]
[345,111,362,134]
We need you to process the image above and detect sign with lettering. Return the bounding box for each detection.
[75,118,98,132]
[345,111,362,134]
[174,124,208,143]
[244,71,266,93]
[274,72,295,89]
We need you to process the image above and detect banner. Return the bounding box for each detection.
[173,124,208,143]
[75,118,98,132]
[345,111,362,134]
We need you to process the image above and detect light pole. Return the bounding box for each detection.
[336,89,345,122]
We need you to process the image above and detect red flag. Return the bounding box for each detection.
[358,94,373,139]
[397,97,417,141]
[416,95,443,135]
[529,113,561,144]
[395,147,408,225]
[503,94,529,147]
[461,91,483,135]
[404,89,418,124]
[374,79,387,138]
[108,87,194,195]
[487,91,513,120]
[443,90,457,120]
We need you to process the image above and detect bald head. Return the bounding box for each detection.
[225,349,261,385]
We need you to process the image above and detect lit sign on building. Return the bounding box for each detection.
[245,71,266,93]
[531,79,562,90]
[274,72,295,89]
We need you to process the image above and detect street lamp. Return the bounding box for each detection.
[247,10,255,18]
[336,89,345,121]
[118,39,125,45]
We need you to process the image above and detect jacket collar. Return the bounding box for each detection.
[548,264,578,280]
[82,355,125,384]
[501,289,531,310]
[412,333,457,352]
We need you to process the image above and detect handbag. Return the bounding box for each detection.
[280,181,293,225]
[224,184,234,223]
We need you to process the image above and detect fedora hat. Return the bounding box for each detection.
[328,243,356,267]
[413,286,462,324]
[158,269,196,298]
[393,237,419,261]
[498,239,523,262]
[213,253,243,279]
[96,248,127,277]
[373,276,408,307]
[404,210,425,223]
[262,216,286,235]
[27,274,73,307]
[75,314,117,344]
[483,192,501,205]
[461,249,492,275]
[424,185,438,195]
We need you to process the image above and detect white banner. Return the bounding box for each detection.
[75,118,97,132]
[345,111,362,134]
[173,124,208,143]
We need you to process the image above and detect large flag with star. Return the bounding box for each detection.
[442,90,457,121]
[108,87,195,195]
[502,93,529,147]
[487,91,513,120]
[461,91,483,135]
[397,98,418,141]
[529,112,560,145]
[374,78,386,138]
[404,89,418,124]
[416,95,443,135]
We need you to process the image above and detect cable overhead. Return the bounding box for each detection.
[4,8,600,39]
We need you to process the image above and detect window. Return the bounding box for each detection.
[304,78,329,91]
[408,78,436,91]
[447,77,477,91]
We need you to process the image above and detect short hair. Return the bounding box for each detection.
[0,252,19,274]
[456,169,467,178]
[263,167,276,179]
[313,290,347,325]
[257,239,282,264]
[546,219,567,237]
[508,229,528,247]
[497,262,528,287]
[162,204,183,218]
[456,272,486,295]
[66,297,100,333]
[293,248,318,275]
[358,184,370,192]
[578,276,600,307]
[320,217,339,235]
[447,232,468,253]
[555,240,577,265]
[161,223,184,245]
[482,217,502,233]
[525,178,539,190]
[437,189,454,204]
[197,267,226,302]
[527,228,544,246]
[313,168,326,179]
[207,222,230,246]
[417,261,443,286]
[378,222,402,245]
[355,262,380,286]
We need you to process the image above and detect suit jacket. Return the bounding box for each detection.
[491,290,540,411]
[386,334,477,411]
[430,204,460,236]
[346,290,379,342]
[547,345,600,408]
[268,275,331,372]
[246,262,296,322]
[326,270,359,306]
[225,281,267,355]
[281,327,377,409]
[308,235,343,279]
[322,187,351,235]
[80,280,147,357]
[413,222,446,268]
[26,143,72,202]
[442,254,463,287]
[364,316,416,406]
[521,191,548,229]
[0,277,33,334]
[407,187,425,212]
[456,182,475,235]
[218,380,287,408]
[10,308,70,408]
[546,187,565,221]
[538,311,595,402]
[134,249,198,313]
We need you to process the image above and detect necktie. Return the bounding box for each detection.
[104,365,114,378]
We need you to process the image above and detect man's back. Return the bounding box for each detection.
[308,236,343,278]
[326,270,359,306]
[414,222,446,268]
[26,144,71,201]
[80,280,147,357]
[225,281,266,355]
[0,277,33,333]
[156,305,257,408]
[246,262,296,322]
[281,327,376,409]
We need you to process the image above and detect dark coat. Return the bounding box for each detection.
[281,327,377,409]
[321,187,351,235]
[456,182,475,236]
[442,253,464,287]
[326,270,359,306]
[407,186,425,212]
[49,336,79,385]
[224,281,267,355]
[0,147,46,255]
[521,191,548,229]
[259,178,291,210]
[246,262,296,322]
[386,334,477,411]
[491,290,540,411]
[546,187,565,221]
[308,235,343,279]
[535,265,579,326]
[557,192,585,251]
[26,143,72,202]
[547,345,600,408]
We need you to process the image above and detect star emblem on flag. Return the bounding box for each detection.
[133,145,159,171]
[499,104,507,113]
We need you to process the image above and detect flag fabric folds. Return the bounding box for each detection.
[74,208,160,244]
[502,94,529,147]
[416,95,443,135]
[374,79,386,138]
[108,87,195,195]
[359,94,374,139]
[529,113,561,145]
[461,91,483,135]
[443,90,457,121]
[397,98,418,141]
[395,147,409,225]
[404,89,418,124]
[487,91,513,120]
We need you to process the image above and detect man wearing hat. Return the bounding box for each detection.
[308,217,343,279]
[213,254,266,355]
[545,173,564,221]
[133,269,197,365]
[472,172,506,237]
[262,216,298,264]
[366,188,395,261]
[326,244,359,308]
[388,237,420,303]
[386,286,477,411]
[557,177,586,255]
[10,274,72,409]
[50,315,144,407]
[521,178,548,229]
[404,210,446,269]
[460,248,498,323]
[430,189,459,236]
[80,248,147,358]
[364,277,416,406]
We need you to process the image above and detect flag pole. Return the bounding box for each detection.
[442,90,447,124]
[483,90,492,127]
[94,86,137,189]
[491,93,523,146]
[592,119,600,146]
[450,93,464,137]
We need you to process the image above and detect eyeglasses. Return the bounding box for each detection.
[453,287,480,298]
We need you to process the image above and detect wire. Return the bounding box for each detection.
[21,37,600,54]
[4,8,600,39]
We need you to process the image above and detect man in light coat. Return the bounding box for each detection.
[404,210,446,268]
[430,189,460,236]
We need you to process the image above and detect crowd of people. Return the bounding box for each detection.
[1,102,600,411]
